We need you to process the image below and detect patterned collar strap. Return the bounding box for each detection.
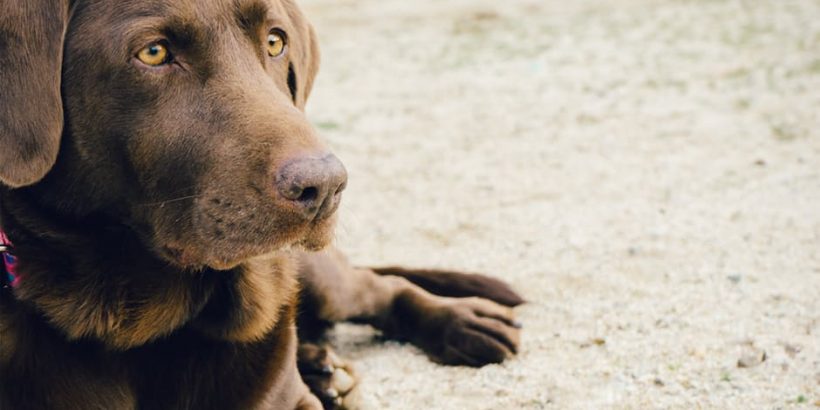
[0,229,18,288]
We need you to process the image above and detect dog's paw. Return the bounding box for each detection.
[434,297,522,366]
[394,296,522,367]
[297,343,359,410]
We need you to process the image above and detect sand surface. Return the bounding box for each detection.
[299,0,820,408]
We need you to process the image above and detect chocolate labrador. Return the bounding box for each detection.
[0,0,524,408]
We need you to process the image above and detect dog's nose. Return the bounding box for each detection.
[275,154,347,220]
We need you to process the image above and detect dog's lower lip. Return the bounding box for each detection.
[164,236,292,269]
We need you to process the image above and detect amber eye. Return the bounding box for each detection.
[136,42,171,66]
[266,30,287,57]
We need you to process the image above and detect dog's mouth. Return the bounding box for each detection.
[158,211,338,271]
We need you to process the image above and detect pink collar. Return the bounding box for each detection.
[0,230,19,288]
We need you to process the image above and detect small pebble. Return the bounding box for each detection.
[579,337,606,348]
[783,343,801,358]
[737,350,766,368]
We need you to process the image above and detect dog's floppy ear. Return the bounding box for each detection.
[0,1,70,188]
[283,0,320,110]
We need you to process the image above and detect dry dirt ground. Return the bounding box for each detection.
[299,0,820,408]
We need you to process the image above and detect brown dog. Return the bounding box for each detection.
[0,1,523,409]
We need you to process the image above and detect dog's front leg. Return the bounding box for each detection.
[297,248,522,366]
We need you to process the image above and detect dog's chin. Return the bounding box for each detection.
[160,242,284,272]
[159,242,246,271]
[159,215,338,271]
[294,220,336,252]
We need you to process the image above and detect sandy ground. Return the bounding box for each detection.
[299,0,820,408]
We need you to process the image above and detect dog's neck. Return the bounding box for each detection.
[0,187,298,350]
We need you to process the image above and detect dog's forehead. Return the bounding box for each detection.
[72,0,293,33]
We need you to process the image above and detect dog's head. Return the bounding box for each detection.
[0,0,345,270]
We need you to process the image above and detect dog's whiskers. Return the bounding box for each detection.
[138,194,204,207]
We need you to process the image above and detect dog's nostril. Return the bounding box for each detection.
[298,187,319,203]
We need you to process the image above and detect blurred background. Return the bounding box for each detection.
[301,0,819,408]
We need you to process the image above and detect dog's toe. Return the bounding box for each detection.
[298,343,360,410]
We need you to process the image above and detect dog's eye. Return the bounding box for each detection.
[266,30,287,58]
[137,42,171,66]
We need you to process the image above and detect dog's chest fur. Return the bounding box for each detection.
[0,196,305,409]
[2,300,301,409]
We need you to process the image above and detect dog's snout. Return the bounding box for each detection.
[275,154,347,220]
